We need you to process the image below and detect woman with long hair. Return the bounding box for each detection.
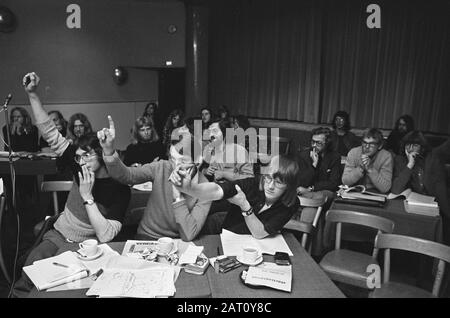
[162,109,184,156]
[385,114,415,155]
[3,106,39,152]
[123,116,165,166]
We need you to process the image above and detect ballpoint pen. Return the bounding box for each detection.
[52,262,69,268]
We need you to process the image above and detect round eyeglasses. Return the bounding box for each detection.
[74,152,97,164]
[263,174,286,188]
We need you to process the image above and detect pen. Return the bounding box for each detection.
[52,262,69,268]
[92,269,104,280]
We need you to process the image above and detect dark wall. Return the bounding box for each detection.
[0,0,185,104]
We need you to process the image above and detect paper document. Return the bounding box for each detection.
[24,251,89,290]
[179,245,203,265]
[220,229,293,256]
[86,262,176,298]
[244,262,292,292]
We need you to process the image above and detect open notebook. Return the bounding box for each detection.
[388,189,439,216]
[337,185,387,203]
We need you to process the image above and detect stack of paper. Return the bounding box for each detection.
[86,255,177,298]
[23,251,89,290]
[220,229,293,256]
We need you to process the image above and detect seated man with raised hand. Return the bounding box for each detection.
[342,128,393,193]
[170,154,300,239]
[14,72,131,297]
[98,116,212,242]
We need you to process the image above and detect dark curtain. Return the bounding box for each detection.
[208,0,450,134]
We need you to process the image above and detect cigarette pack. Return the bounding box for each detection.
[184,253,209,275]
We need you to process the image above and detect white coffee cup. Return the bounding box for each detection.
[242,247,260,263]
[79,239,98,257]
[157,237,174,255]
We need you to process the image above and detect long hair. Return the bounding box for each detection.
[331,110,351,131]
[9,107,34,134]
[68,113,93,140]
[164,109,184,132]
[48,110,67,136]
[259,154,300,207]
[394,114,415,133]
[400,130,431,158]
[132,116,159,144]
[234,115,250,130]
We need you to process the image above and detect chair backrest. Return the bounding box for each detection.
[257,135,291,155]
[41,181,73,215]
[283,195,327,252]
[326,209,395,254]
[375,233,450,296]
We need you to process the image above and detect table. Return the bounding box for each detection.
[28,233,345,298]
[0,157,58,175]
[324,199,443,245]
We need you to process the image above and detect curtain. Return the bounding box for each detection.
[208,0,450,134]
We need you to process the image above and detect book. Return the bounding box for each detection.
[337,185,387,203]
[184,253,210,275]
[389,189,440,216]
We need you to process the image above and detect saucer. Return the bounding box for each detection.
[76,249,103,261]
[236,255,263,266]
[156,244,178,257]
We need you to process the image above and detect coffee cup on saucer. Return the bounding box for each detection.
[242,247,260,264]
[157,237,174,255]
[79,239,98,257]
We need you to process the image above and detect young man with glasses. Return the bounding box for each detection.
[342,128,393,193]
[296,127,341,198]
[14,72,131,297]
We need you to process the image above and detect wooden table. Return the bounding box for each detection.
[27,233,345,298]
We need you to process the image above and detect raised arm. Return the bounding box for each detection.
[23,72,70,156]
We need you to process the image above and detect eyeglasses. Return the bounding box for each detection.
[311,140,325,146]
[362,141,379,148]
[263,174,286,189]
[74,152,97,164]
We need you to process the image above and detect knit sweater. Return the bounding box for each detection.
[36,117,130,242]
[342,146,393,193]
[103,152,212,241]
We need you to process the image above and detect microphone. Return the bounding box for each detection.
[3,94,12,107]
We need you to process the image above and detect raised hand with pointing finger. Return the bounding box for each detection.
[97,115,116,156]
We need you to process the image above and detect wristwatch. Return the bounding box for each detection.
[241,207,254,217]
[83,199,95,206]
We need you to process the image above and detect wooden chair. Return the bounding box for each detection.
[41,181,73,216]
[370,233,450,298]
[283,195,327,253]
[319,210,395,289]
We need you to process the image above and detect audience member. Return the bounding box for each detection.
[67,113,93,146]
[99,117,212,241]
[329,110,360,157]
[171,155,300,239]
[385,114,415,155]
[3,106,39,153]
[342,128,393,193]
[14,72,131,297]
[297,127,341,199]
[124,116,165,166]
[143,101,163,137]
[392,132,450,244]
[233,114,250,131]
[39,110,67,152]
[217,105,230,121]
[162,109,184,156]
[202,119,254,183]
[201,107,213,132]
